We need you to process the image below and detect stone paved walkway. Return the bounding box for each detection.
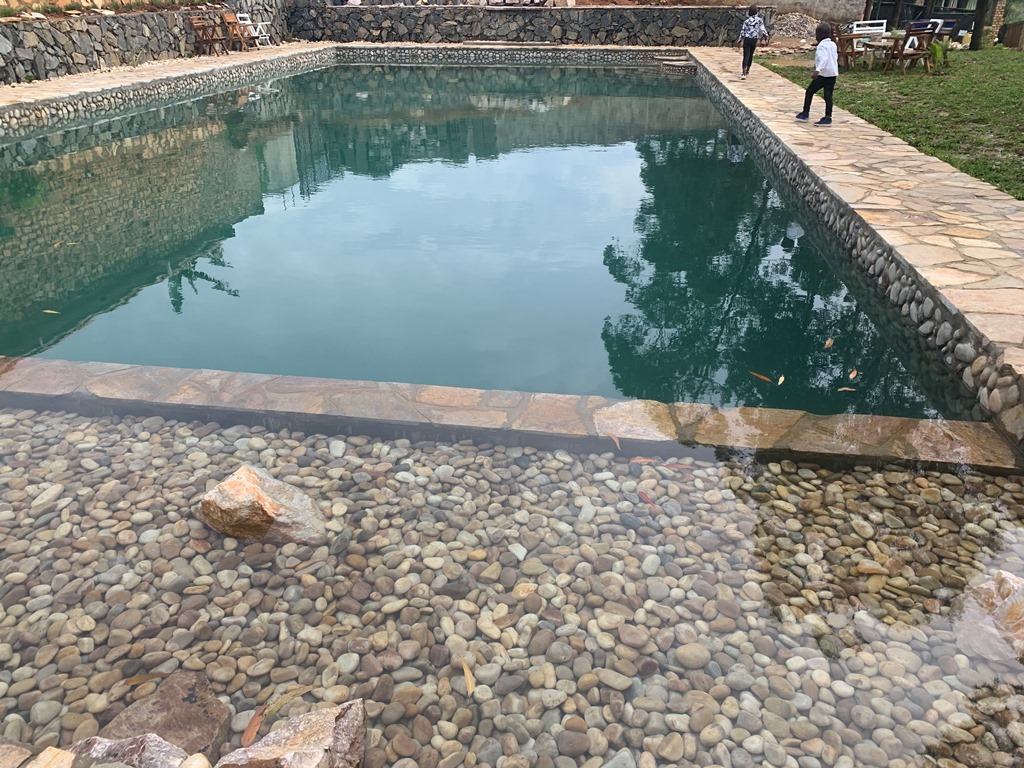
[688,48,1024,374]
[0,41,338,110]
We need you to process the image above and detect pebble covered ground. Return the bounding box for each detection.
[1,407,1024,768]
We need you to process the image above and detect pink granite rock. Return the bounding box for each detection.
[954,570,1024,664]
[99,672,230,760]
[198,465,326,545]
[68,734,187,768]
[215,701,365,768]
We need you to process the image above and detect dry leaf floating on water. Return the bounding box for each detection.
[749,371,773,383]
[849,369,858,380]
[837,387,856,392]
[823,338,834,349]
[777,375,785,385]
[42,310,60,314]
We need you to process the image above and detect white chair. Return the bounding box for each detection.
[851,20,887,48]
[235,13,271,47]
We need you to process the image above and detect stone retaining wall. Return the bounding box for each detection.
[287,4,771,46]
[0,46,338,139]
[688,58,1024,451]
[0,0,287,85]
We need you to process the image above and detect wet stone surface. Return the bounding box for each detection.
[1,407,1024,767]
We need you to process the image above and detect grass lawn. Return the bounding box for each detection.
[760,47,1024,200]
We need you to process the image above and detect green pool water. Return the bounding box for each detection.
[0,65,973,419]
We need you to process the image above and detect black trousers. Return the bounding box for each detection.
[741,37,758,72]
[803,75,836,117]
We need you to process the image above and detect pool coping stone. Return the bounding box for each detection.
[0,358,1016,471]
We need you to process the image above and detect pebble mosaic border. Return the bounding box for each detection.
[331,41,688,66]
[685,50,1024,453]
[0,358,1016,470]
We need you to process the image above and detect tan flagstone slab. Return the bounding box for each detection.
[968,314,1024,345]
[943,289,1024,314]
[510,393,590,436]
[692,407,805,450]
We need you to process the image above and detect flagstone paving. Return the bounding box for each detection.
[0,41,339,110]
[0,358,1016,469]
[685,49,1024,449]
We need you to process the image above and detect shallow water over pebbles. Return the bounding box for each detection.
[1,407,1024,767]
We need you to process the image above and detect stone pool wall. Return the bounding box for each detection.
[687,54,1024,452]
[0,0,288,86]
[286,4,768,46]
[0,119,265,343]
[0,45,339,139]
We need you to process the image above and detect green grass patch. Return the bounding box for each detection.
[761,48,1024,200]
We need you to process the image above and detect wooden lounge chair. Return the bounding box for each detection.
[189,15,226,57]
[882,19,939,74]
[223,12,259,51]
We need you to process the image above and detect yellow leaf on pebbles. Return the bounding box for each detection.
[460,658,476,695]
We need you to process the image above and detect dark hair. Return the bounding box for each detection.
[748,4,758,16]
[815,21,832,41]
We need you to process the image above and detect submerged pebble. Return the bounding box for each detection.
[0,408,1022,767]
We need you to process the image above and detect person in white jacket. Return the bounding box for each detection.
[795,22,839,126]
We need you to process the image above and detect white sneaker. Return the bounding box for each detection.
[740,73,747,80]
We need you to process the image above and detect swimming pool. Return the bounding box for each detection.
[0,65,971,420]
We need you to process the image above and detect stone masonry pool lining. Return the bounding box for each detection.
[0,42,1020,468]
[685,49,1024,454]
[0,358,1015,471]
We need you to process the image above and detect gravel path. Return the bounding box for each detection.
[1,407,1023,767]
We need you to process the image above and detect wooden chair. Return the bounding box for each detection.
[882,19,939,74]
[223,12,259,51]
[189,16,226,57]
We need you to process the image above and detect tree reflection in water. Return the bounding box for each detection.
[602,129,933,417]
[167,243,239,315]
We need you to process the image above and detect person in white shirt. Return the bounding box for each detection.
[795,22,839,126]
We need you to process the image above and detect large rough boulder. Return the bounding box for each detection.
[100,673,231,760]
[954,570,1024,664]
[198,465,326,545]
[215,701,365,768]
[69,735,187,768]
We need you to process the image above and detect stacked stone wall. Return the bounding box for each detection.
[0,0,287,85]
[287,4,770,46]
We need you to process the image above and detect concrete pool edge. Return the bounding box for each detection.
[0,358,1017,471]
[685,49,1024,455]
